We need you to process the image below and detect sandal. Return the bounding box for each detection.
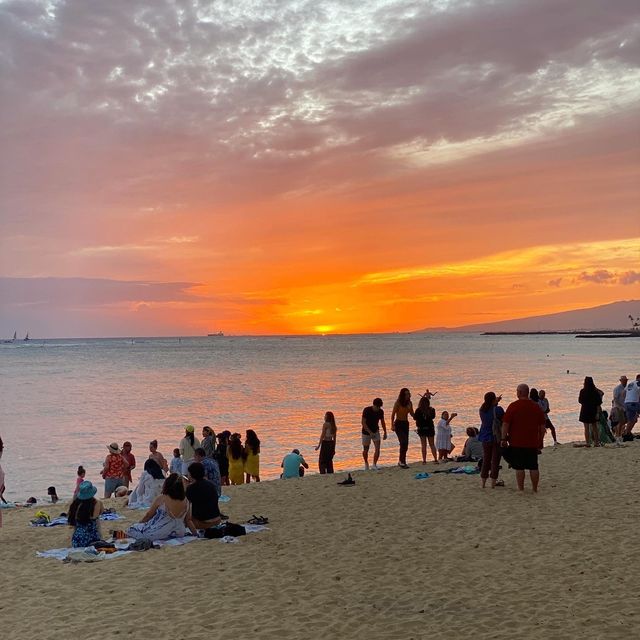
[247,515,269,525]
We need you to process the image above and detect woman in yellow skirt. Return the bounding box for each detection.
[227,434,246,485]
[244,429,261,483]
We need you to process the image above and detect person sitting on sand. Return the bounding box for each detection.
[458,427,483,461]
[148,440,169,472]
[186,462,221,530]
[193,447,221,497]
[47,486,59,504]
[435,411,457,461]
[126,473,197,541]
[281,449,309,478]
[170,448,182,475]
[227,433,246,485]
[501,384,546,492]
[128,459,166,509]
[101,442,128,498]
[68,481,103,547]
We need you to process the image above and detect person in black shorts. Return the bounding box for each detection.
[415,393,437,464]
[361,398,387,470]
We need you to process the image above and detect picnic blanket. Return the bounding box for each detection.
[37,525,268,561]
[30,512,125,527]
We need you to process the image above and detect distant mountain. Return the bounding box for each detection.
[419,300,640,333]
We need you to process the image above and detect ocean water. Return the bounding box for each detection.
[0,333,637,500]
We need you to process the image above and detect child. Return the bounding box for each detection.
[169,448,182,475]
[47,486,59,504]
[73,465,86,499]
[435,410,457,461]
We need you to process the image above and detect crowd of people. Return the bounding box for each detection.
[1,373,638,540]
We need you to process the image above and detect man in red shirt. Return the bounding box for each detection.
[501,384,547,492]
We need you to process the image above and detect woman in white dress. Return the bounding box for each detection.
[127,459,166,509]
[435,410,457,461]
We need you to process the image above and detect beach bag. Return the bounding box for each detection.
[492,407,503,442]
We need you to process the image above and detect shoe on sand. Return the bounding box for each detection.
[338,473,355,486]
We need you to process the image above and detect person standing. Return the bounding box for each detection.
[361,398,387,470]
[227,433,245,485]
[201,426,217,459]
[391,388,415,468]
[101,442,128,498]
[612,376,627,441]
[415,394,438,464]
[315,411,337,474]
[623,374,640,437]
[537,390,559,445]
[244,429,261,483]
[121,441,136,488]
[501,384,546,492]
[579,377,603,446]
[179,425,200,475]
[216,431,230,486]
[478,391,504,488]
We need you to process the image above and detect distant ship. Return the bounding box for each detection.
[2,331,17,344]
[207,331,224,337]
[24,332,30,341]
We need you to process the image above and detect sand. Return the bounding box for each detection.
[1,443,639,640]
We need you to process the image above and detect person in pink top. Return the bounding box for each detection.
[73,465,86,499]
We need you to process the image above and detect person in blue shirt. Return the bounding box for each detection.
[281,449,309,479]
[478,391,504,488]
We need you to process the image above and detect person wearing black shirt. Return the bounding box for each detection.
[186,462,221,529]
[361,398,387,470]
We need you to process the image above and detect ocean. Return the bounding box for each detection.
[0,333,637,500]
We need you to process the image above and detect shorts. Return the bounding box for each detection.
[362,432,381,446]
[104,477,124,495]
[624,402,640,422]
[416,426,435,438]
[504,447,539,471]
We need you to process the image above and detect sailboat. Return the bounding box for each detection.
[24,332,30,341]
[2,331,17,344]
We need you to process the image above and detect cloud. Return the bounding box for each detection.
[578,270,616,284]
[619,270,640,285]
[548,278,563,288]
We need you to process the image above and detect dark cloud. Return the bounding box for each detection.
[578,270,615,284]
[619,271,640,285]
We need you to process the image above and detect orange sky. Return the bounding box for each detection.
[0,1,639,337]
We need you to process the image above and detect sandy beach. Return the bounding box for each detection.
[1,442,639,640]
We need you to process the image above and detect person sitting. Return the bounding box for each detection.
[126,473,197,541]
[281,449,309,479]
[68,481,103,547]
[47,486,59,504]
[186,462,221,530]
[457,427,484,462]
[127,459,166,509]
[193,448,221,497]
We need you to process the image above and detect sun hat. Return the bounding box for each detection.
[107,442,121,454]
[185,425,195,433]
[77,481,97,501]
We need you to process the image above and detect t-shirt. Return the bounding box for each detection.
[464,436,484,459]
[186,480,220,522]
[362,406,384,434]
[613,383,626,408]
[282,453,304,479]
[502,398,546,449]
[624,380,640,404]
[169,457,182,475]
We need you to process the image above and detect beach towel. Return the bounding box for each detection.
[30,513,125,527]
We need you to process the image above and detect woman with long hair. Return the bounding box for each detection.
[227,433,246,485]
[415,394,437,464]
[148,439,169,472]
[315,411,337,473]
[579,376,603,446]
[478,391,504,488]
[179,425,200,475]
[391,388,415,468]
[68,481,103,547]
[216,431,230,486]
[244,429,261,483]
[201,426,217,459]
[127,459,166,509]
[126,473,197,541]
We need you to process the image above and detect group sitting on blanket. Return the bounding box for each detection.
[68,462,221,547]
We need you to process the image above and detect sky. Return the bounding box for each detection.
[1,0,639,337]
